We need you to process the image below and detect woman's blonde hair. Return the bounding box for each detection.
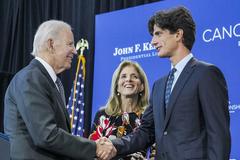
[105,60,149,116]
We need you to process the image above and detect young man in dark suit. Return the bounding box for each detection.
[108,6,231,160]
[4,20,115,160]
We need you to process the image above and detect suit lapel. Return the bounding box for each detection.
[163,58,197,129]
[154,77,168,129]
[53,89,71,131]
[30,59,71,131]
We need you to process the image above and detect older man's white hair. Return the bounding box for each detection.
[31,20,71,56]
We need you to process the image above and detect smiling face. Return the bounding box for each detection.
[51,28,77,73]
[151,25,179,58]
[117,65,144,97]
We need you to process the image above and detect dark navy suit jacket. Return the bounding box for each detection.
[112,58,231,160]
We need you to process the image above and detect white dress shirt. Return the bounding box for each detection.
[170,53,193,92]
[35,57,58,88]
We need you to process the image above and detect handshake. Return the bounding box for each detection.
[96,137,117,160]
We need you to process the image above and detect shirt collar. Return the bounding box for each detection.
[171,53,193,73]
[35,57,57,83]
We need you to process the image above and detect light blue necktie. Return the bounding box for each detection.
[165,68,177,107]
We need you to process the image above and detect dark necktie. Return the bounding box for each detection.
[165,68,177,107]
[55,77,66,105]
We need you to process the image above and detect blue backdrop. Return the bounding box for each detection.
[93,0,240,159]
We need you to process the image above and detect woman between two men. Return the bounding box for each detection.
[89,60,155,160]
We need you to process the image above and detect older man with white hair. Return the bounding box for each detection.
[4,20,115,160]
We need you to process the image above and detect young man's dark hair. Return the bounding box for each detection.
[148,6,196,50]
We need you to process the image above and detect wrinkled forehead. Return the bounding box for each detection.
[55,28,74,42]
[119,66,142,80]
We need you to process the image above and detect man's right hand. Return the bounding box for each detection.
[96,137,117,160]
